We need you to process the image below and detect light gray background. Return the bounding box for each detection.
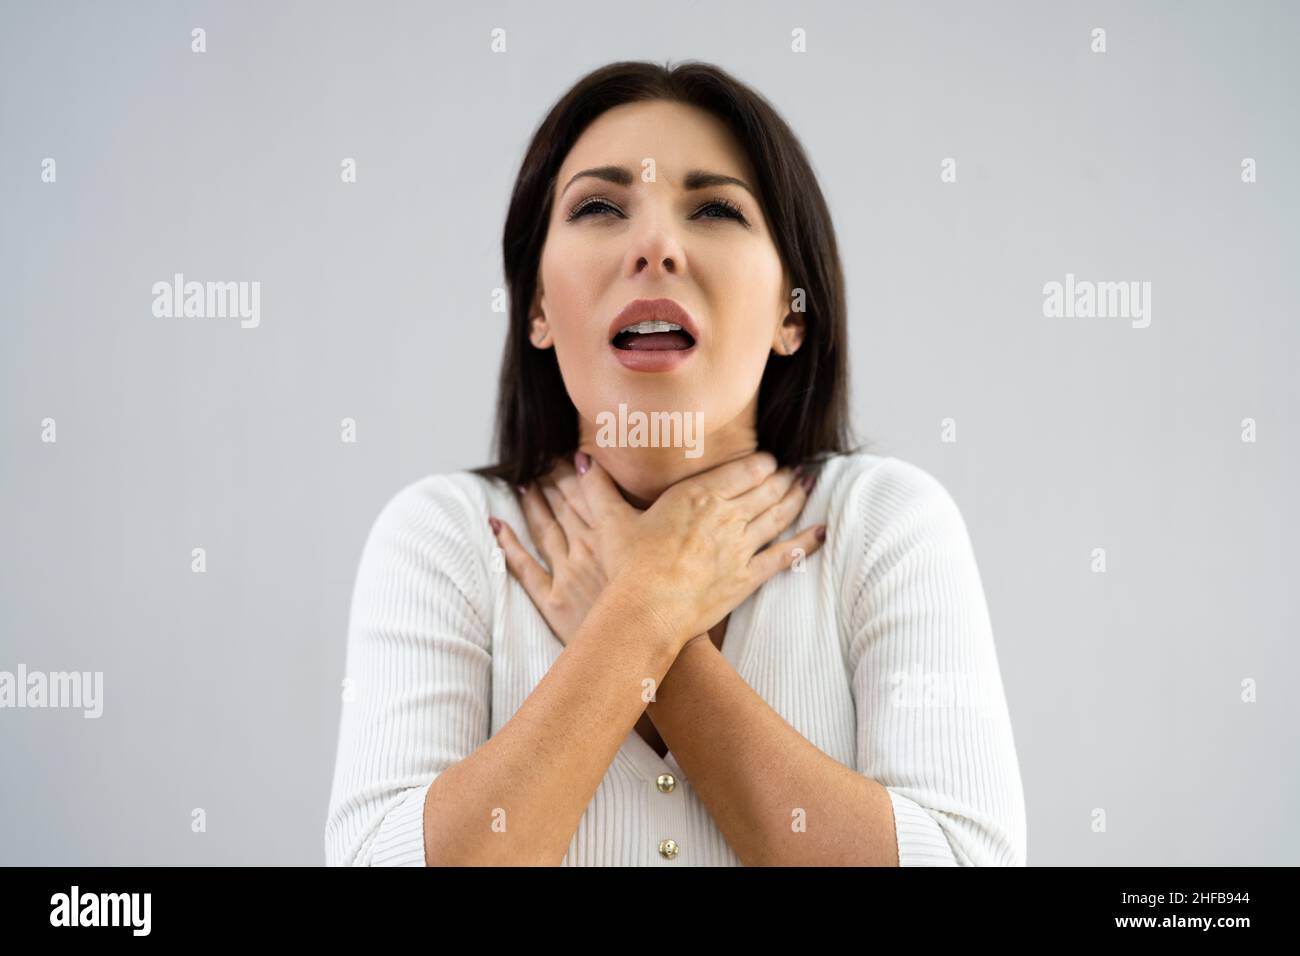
[1,0,1296,865]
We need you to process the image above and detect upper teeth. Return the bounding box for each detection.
[619,320,684,335]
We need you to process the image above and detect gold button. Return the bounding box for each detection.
[656,773,676,793]
[658,838,679,860]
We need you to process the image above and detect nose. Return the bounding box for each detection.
[626,206,685,278]
[638,253,675,274]
[637,254,676,273]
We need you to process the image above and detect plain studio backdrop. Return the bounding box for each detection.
[1,0,1296,865]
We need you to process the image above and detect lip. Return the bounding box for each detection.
[607,298,700,373]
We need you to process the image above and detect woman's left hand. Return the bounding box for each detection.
[490,457,606,646]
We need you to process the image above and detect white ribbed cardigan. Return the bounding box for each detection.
[325,452,1027,866]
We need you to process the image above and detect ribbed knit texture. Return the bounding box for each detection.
[325,453,1027,866]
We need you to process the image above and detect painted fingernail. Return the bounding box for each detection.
[793,464,805,478]
[816,525,826,542]
[801,472,815,493]
[488,516,501,535]
[575,451,590,475]
[515,484,527,496]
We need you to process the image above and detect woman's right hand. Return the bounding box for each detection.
[574,450,825,651]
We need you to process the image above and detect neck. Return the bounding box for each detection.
[575,403,760,509]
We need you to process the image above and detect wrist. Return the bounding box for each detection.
[647,631,717,717]
[679,632,714,655]
[603,574,693,655]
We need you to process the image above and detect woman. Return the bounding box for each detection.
[325,60,1026,866]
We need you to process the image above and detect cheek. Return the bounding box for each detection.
[540,263,617,420]
[542,245,607,347]
[696,263,782,414]
[539,234,783,426]
[709,266,784,363]
[702,320,773,405]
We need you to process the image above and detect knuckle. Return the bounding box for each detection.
[773,468,793,493]
[689,490,714,512]
[757,490,776,514]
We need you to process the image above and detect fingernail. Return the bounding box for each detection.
[793,464,805,478]
[816,525,826,542]
[488,516,501,535]
[515,484,526,496]
[801,472,815,493]
[575,451,590,475]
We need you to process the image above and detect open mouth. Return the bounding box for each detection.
[611,320,697,351]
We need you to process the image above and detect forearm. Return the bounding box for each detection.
[645,638,900,866]
[421,583,682,866]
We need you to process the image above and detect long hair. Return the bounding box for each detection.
[473,59,862,487]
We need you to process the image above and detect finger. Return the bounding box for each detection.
[692,450,778,499]
[542,455,576,482]
[733,465,800,519]
[491,517,553,602]
[539,476,589,541]
[575,451,634,519]
[743,470,808,550]
[518,481,567,567]
[747,522,826,583]
[548,459,595,526]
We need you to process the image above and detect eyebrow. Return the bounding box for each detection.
[558,165,757,202]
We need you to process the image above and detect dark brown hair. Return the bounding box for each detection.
[473,59,862,487]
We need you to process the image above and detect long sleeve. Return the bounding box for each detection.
[843,458,1027,866]
[325,475,493,866]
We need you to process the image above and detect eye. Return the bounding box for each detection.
[692,197,750,226]
[566,196,623,221]
[564,194,751,226]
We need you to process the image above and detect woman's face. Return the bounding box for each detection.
[530,99,801,454]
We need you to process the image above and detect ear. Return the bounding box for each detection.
[772,273,806,356]
[772,311,806,356]
[528,278,554,350]
[529,316,553,350]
